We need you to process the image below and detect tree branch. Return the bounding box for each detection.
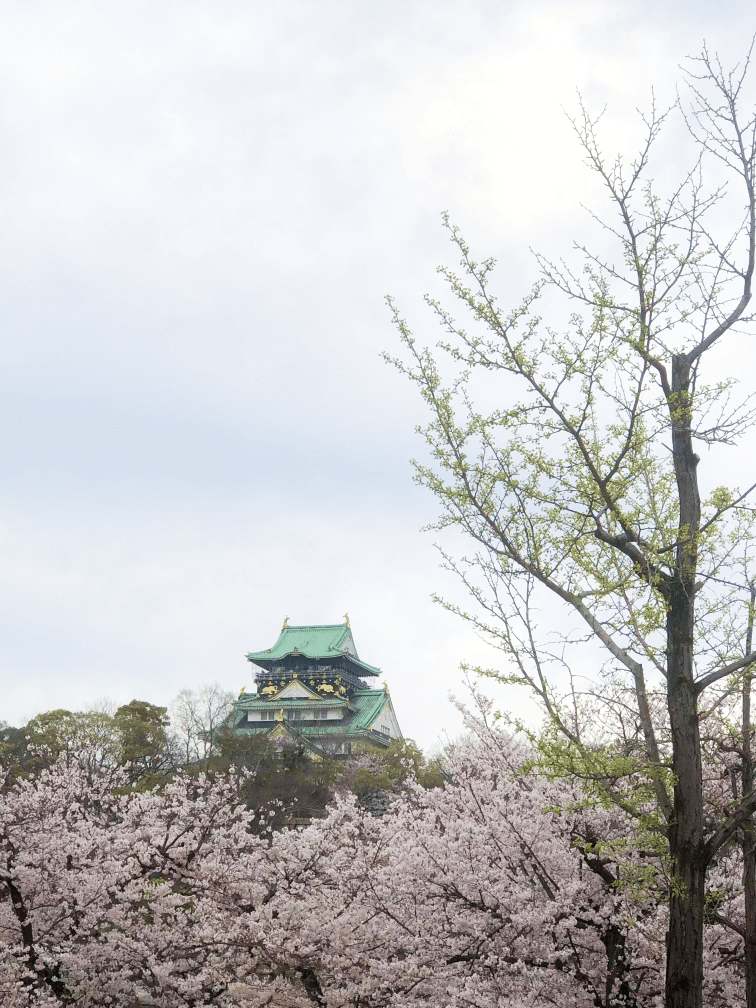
[695,651,756,695]
[705,787,756,861]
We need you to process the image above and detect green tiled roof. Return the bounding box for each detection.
[350,689,390,731]
[232,686,394,743]
[246,623,381,676]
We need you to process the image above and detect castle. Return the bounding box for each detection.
[229,619,403,757]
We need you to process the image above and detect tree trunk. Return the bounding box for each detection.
[744,819,756,1008]
[665,355,706,1008]
[665,593,706,1008]
[601,922,635,1008]
[743,594,756,1008]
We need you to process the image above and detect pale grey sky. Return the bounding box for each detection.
[1,0,755,748]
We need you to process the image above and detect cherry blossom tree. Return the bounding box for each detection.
[0,703,749,1007]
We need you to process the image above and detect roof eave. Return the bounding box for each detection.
[245,652,380,676]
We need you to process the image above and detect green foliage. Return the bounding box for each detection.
[25,708,115,758]
[113,700,173,791]
[703,886,729,923]
[524,717,673,819]
[4,702,175,790]
[114,700,170,763]
[0,724,32,784]
[347,739,445,796]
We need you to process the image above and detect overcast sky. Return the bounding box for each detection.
[1,0,755,749]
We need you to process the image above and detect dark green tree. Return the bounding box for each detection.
[113,700,173,790]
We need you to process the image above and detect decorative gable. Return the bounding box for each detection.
[275,680,321,700]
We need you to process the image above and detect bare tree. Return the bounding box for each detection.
[388,46,756,1008]
[169,683,235,769]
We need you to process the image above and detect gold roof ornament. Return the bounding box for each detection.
[239,685,246,695]
[383,680,390,694]
[343,612,350,627]
[276,709,284,722]
[282,616,290,629]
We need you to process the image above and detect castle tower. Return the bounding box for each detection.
[229,620,403,756]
